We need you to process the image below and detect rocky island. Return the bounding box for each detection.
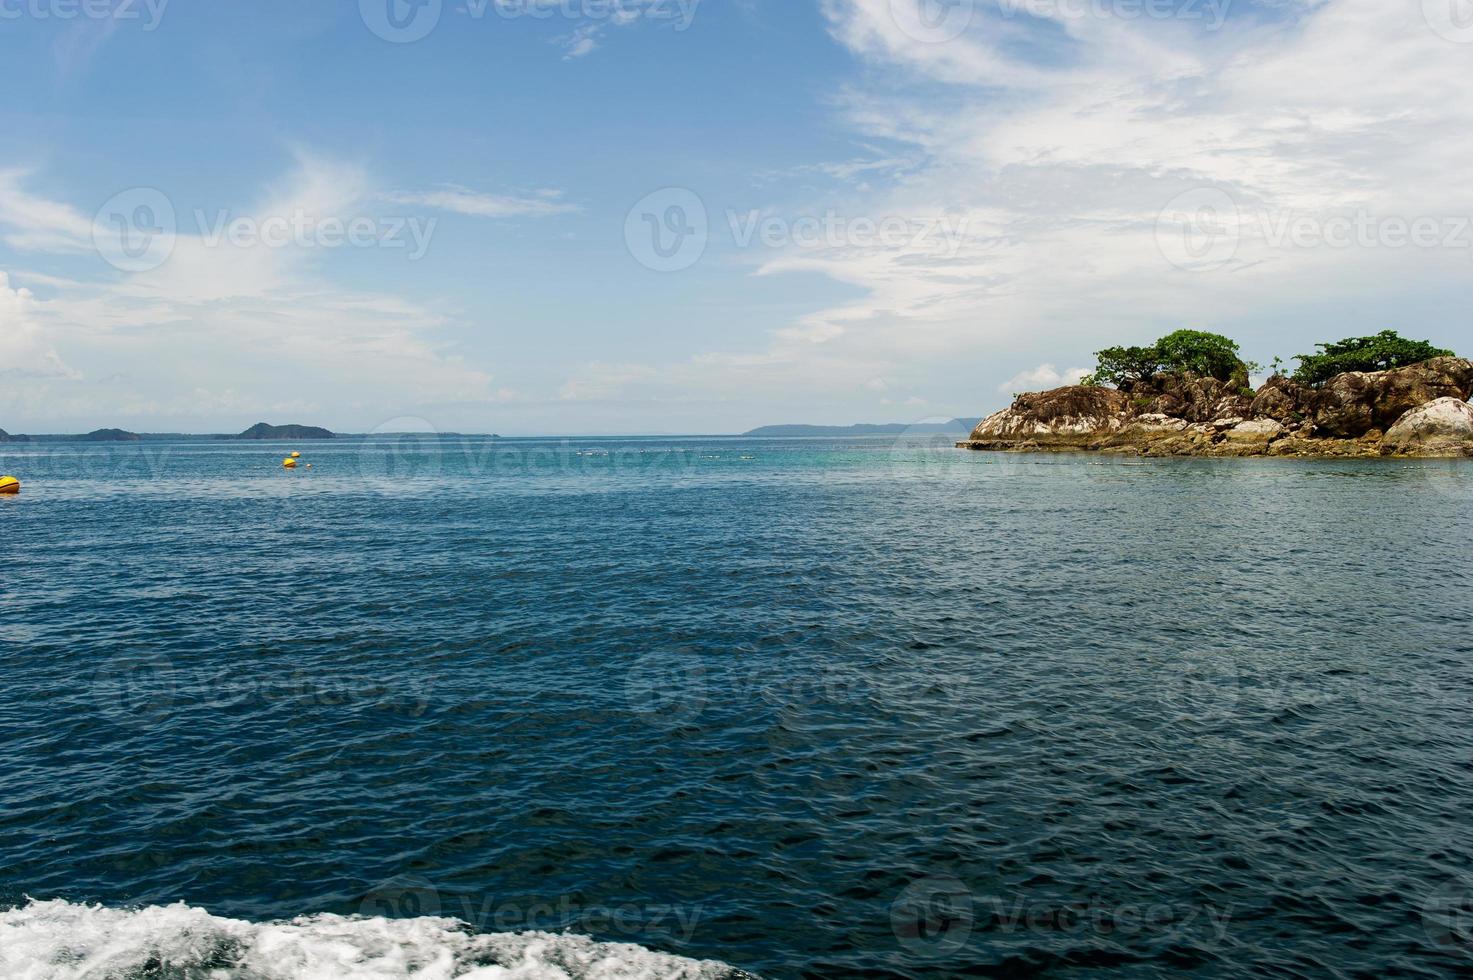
[231,422,335,440]
[961,330,1473,458]
[1,423,337,441]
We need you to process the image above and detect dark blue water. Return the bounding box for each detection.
[3,436,1473,977]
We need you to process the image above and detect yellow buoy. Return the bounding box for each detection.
[282,458,297,469]
[0,476,18,494]
[290,451,301,458]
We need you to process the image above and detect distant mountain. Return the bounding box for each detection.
[233,422,336,440]
[743,419,981,437]
[0,429,26,443]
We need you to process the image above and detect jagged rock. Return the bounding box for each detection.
[1143,394,1186,417]
[1382,398,1473,456]
[1310,372,1376,436]
[1143,375,1254,424]
[1249,376,1308,423]
[969,386,1129,445]
[1311,357,1473,436]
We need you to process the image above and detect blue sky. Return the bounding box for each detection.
[2,0,1471,434]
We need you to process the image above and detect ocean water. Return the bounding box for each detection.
[2,434,1472,978]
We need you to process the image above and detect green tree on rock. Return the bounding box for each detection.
[1291,330,1453,387]
[1084,330,1252,390]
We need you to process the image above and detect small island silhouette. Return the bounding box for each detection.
[0,423,336,443]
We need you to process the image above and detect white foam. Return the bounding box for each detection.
[0,899,749,980]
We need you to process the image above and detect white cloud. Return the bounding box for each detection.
[548,0,674,58]
[999,364,1091,393]
[559,362,657,401]
[0,160,504,427]
[666,0,1473,409]
[0,271,79,380]
[0,170,94,253]
[387,185,579,219]
[561,23,602,58]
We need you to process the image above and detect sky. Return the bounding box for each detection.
[1,0,1471,435]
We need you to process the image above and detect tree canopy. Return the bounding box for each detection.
[1083,330,1251,390]
[1291,330,1454,387]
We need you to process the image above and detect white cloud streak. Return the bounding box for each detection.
[386,186,579,219]
[667,0,1473,410]
[0,160,508,427]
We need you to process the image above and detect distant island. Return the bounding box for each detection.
[745,418,981,437]
[960,330,1473,458]
[231,422,335,440]
[0,427,142,443]
[0,423,337,442]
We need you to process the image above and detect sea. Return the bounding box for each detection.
[1,434,1471,978]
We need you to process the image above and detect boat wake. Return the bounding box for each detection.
[0,899,755,979]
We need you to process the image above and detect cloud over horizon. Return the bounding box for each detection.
[2,1,1470,433]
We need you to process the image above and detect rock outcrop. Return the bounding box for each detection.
[960,358,1473,459]
[1381,398,1473,457]
[1308,357,1473,437]
[970,387,1129,446]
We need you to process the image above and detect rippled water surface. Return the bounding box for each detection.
[3,436,1473,977]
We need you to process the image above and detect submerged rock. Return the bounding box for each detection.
[1382,398,1473,457]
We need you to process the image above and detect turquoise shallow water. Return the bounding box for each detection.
[2,435,1473,977]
